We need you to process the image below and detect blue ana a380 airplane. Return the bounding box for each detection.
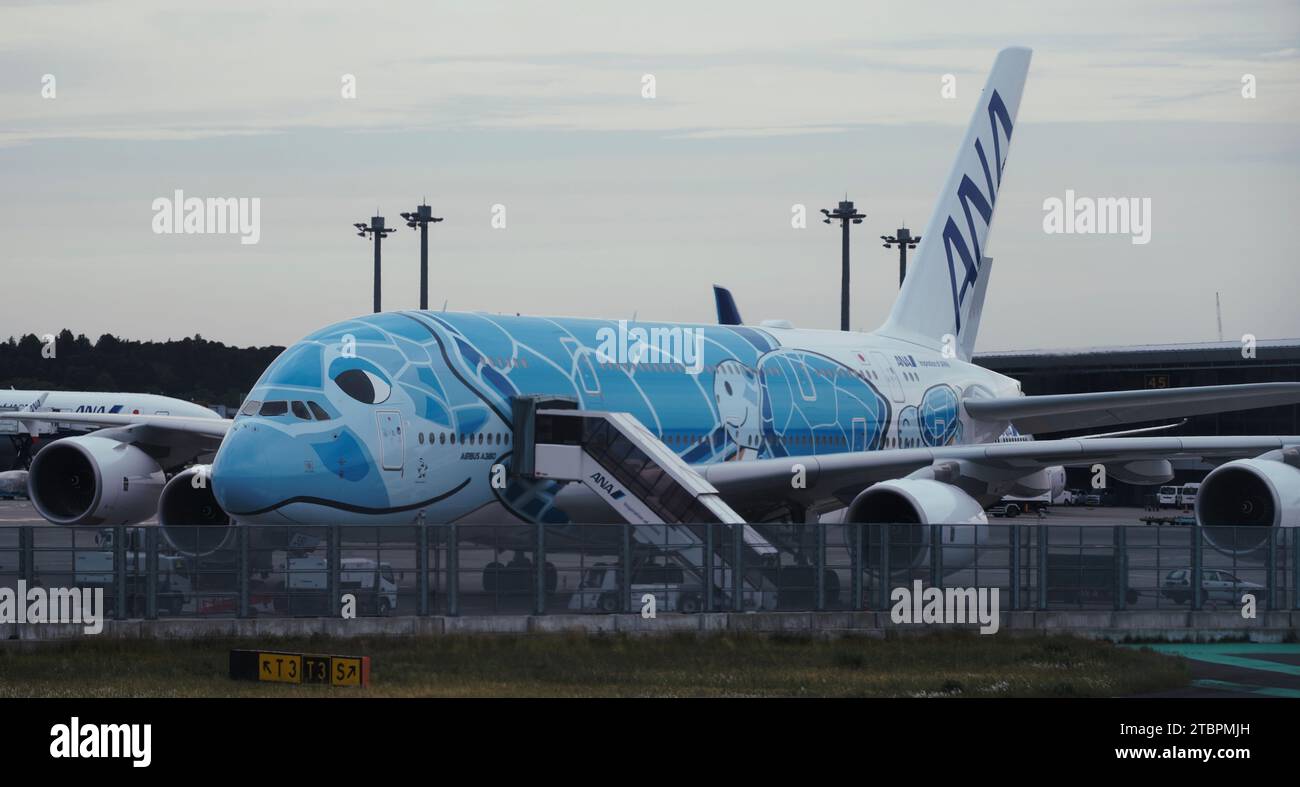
[6,48,1300,567]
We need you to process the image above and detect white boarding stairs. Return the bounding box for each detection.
[531,409,778,610]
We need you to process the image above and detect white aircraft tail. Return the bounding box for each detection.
[876,47,1031,360]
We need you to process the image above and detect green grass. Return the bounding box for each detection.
[0,632,1190,697]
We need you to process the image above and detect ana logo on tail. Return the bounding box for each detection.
[945,90,1013,335]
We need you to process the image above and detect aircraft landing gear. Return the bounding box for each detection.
[8,435,34,470]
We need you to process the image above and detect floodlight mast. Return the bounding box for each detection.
[355,215,396,313]
[821,199,866,331]
[400,203,444,311]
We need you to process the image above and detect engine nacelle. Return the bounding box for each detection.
[158,465,235,555]
[27,435,165,525]
[1005,465,1067,499]
[1107,459,1174,486]
[1196,452,1300,554]
[846,478,989,571]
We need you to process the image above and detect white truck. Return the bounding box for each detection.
[284,556,400,615]
[1176,483,1201,507]
[1156,485,1180,507]
[74,528,193,616]
[568,560,707,614]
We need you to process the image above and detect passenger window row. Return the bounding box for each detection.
[659,431,885,451]
[418,431,511,447]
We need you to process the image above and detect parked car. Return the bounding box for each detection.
[1161,568,1265,605]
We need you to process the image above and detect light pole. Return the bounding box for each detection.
[881,226,921,288]
[400,203,444,311]
[821,199,866,331]
[354,216,396,313]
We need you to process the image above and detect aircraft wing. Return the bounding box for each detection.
[962,382,1300,434]
[0,411,229,449]
[700,434,1300,515]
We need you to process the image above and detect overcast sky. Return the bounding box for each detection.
[2,0,1298,352]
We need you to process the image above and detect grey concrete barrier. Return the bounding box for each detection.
[2,610,1296,642]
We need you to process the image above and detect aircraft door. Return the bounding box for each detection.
[376,410,404,471]
[851,417,867,452]
[870,352,906,402]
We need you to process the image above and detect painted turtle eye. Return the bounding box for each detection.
[333,368,391,404]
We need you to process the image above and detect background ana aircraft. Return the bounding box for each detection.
[0,389,218,470]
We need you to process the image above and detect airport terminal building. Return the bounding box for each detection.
[976,338,1300,502]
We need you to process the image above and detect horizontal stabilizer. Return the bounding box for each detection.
[964,382,1300,434]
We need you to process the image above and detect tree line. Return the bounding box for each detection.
[0,330,285,410]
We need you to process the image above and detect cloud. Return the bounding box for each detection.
[2,0,1298,145]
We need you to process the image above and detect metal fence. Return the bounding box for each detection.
[0,523,1294,620]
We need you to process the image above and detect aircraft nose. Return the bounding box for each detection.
[212,421,290,516]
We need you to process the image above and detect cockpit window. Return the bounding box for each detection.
[291,401,312,420]
[333,368,391,405]
[239,400,261,417]
[259,401,289,417]
[307,401,331,421]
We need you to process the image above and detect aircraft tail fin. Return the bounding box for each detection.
[876,47,1031,360]
[713,285,743,325]
[956,256,993,360]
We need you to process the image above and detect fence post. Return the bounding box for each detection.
[1293,528,1299,612]
[622,523,633,613]
[852,523,863,612]
[327,525,340,617]
[145,527,158,620]
[933,525,946,589]
[1009,525,1020,611]
[18,526,32,585]
[732,524,743,612]
[704,523,714,613]
[1266,527,1277,612]
[815,523,826,611]
[417,524,429,616]
[877,524,891,610]
[929,524,940,588]
[113,525,126,621]
[534,522,546,616]
[237,527,249,619]
[1191,525,1203,611]
[1114,526,1127,612]
[447,523,459,616]
[1036,526,1048,611]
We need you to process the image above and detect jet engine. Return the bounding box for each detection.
[846,478,989,572]
[27,435,165,525]
[1196,449,1300,554]
[158,464,236,555]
